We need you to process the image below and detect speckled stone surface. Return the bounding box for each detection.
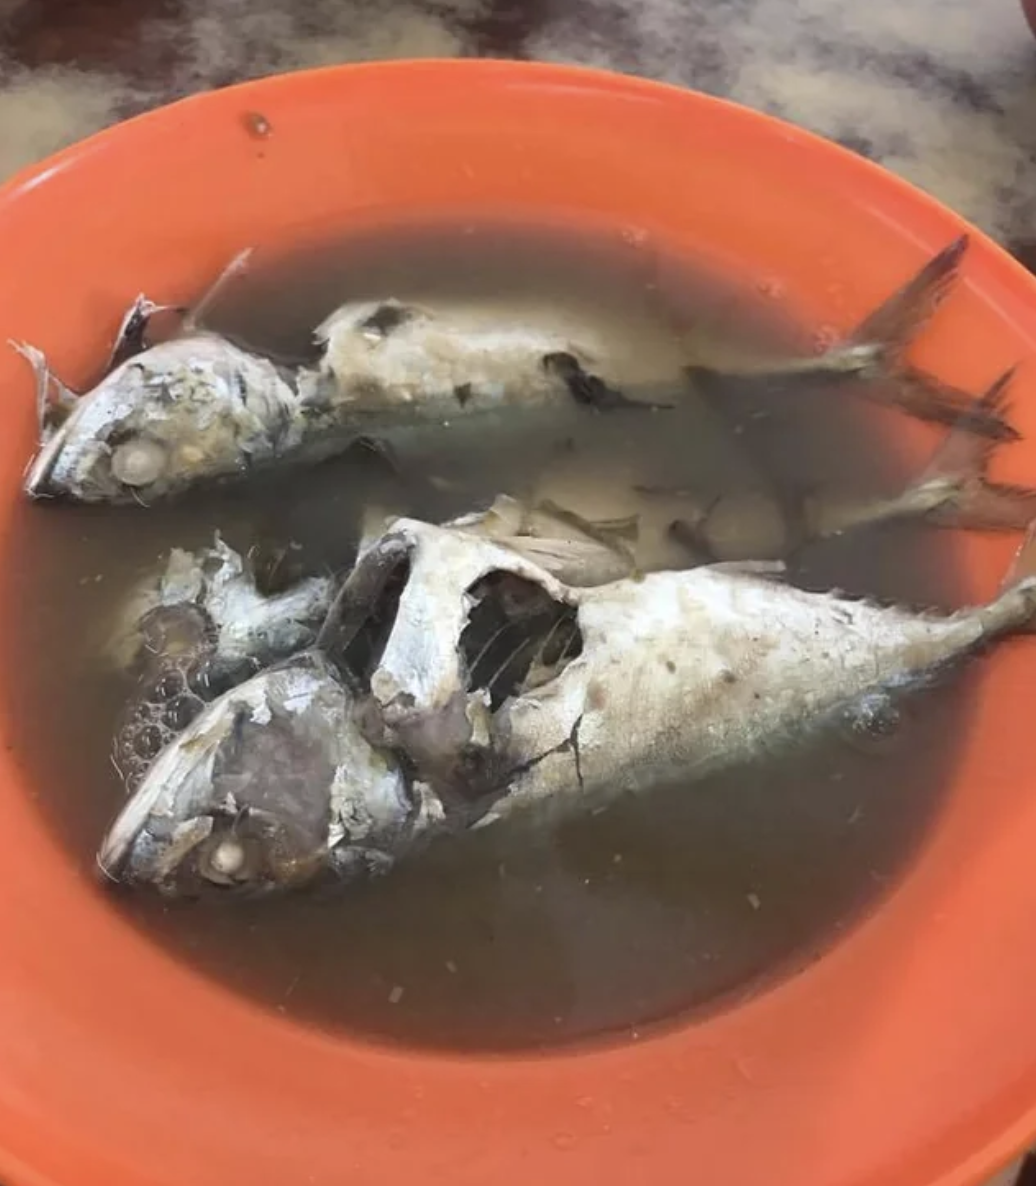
[2,0,1036,262]
[0,4,1032,1184]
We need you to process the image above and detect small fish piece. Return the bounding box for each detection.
[108,537,335,791]
[99,512,1036,897]
[105,535,334,675]
[686,236,1018,442]
[19,273,676,504]
[661,368,1036,561]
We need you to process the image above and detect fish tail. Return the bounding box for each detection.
[896,368,1036,531]
[866,364,1019,442]
[833,235,1015,440]
[686,236,1013,439]
[848,235,969,359]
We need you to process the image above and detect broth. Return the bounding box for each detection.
[1,221,971,1051]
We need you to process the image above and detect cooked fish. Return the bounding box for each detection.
[98,512,1036,897]
[18,259,674,505]
[109,537,335,791]
[686,236,1017,441]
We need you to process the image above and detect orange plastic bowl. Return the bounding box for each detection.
[0,59,1036,1186]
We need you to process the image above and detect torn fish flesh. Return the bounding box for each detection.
[98,512,1036,897]
[108,536,334,791]
[18,260,675,504]
[686,236,1018,441]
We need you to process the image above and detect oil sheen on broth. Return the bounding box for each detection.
[1,222,971,1052]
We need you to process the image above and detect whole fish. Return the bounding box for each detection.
[19,236,1014,505]
[18,267,673,505]
[686,235,1017,441]
[98,512,1036,897]
[108,537,335,791]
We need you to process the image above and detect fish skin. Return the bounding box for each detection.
[20,293,669,505]
[98,514,1036,898]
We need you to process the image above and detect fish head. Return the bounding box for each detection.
[322,517,586,795]
[98,652,417,897]
[25,337,291,503]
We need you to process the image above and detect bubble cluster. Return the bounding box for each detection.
[114,654,209,792]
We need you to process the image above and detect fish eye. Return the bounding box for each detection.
[110,437,168,488]
[196,830,261,886]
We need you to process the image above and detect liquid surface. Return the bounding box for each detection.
[1,222,971,1051]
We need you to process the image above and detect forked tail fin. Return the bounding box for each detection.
[901,368,1036,531]
[686,236,1019,442]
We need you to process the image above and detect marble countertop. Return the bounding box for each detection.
[1,0,1036,265]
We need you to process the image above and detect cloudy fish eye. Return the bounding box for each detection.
[111,438,169,488]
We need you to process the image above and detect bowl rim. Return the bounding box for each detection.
[1,56,1035,1186]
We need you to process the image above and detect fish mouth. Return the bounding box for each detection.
[97,685,239,885]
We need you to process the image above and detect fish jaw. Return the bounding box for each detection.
[98,652,415,897]
[23,336,302,503]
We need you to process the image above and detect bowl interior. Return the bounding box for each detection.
[0,60,1035,1186]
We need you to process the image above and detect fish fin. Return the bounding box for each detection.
[533,499,640,550]
[450,495,527,538]
[106,295,185,371]
[898,370,1036,531]
[841,236,1015,440]
[497,535,633,585]
[868,363,1019,442]
[358,503,404,553]
[633,482,699,499]
[10,340,79,439]
[848,235,968,354]
[704,559,788,580]
[181,248,253,334]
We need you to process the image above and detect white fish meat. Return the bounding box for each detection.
[98,512,1036,897]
